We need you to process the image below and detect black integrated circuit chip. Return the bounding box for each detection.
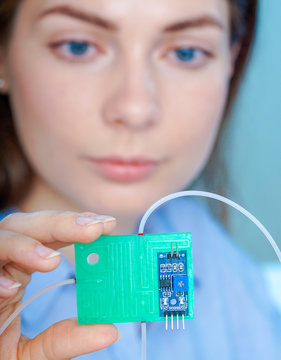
[159,277,172,289]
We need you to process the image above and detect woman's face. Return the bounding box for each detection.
[2,0,233,218]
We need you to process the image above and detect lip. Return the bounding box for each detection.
[85,156,161,182]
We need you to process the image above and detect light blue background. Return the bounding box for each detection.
[225,0,281,263]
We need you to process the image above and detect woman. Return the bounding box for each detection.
[0,0,280,359]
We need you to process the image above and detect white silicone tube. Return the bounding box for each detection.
[138,190,281,263]
[141,321,147,360]
[0,278,75,335]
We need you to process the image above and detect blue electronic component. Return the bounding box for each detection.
[158,248,189,323]
[173,275,188,292]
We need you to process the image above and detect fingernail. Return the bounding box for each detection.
[35,244,61,259]
[116,329,122,342]
[94,216,116,223]
[76,215,116,225]
[9,282,22,289]
[76,216,103,226]
[0,275,22,290]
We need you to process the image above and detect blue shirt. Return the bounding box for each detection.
[1,198,280,359]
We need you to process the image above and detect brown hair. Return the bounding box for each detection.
[0,0,258,210]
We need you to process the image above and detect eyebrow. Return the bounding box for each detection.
[38,5,224,34]
[163,15,224,32]
[38,6,119,32]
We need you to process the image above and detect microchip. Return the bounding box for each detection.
[159,277,172,289]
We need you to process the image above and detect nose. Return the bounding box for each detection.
[102,60,160,131]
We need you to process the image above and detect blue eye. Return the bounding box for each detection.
[174,48,200,62]
[67,41,90,56]
[50,40,98,62]
[167,47,210,68]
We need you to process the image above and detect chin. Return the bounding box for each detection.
[70,183,167,218]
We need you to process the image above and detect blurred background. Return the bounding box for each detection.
[224,0,281,310]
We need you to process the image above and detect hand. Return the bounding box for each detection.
[0,211,120,359]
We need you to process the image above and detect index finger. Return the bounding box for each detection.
[0,211,116,249]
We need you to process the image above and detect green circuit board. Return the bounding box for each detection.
[75,232,194,324]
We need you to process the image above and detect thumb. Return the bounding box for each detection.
[19,318,120,360]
